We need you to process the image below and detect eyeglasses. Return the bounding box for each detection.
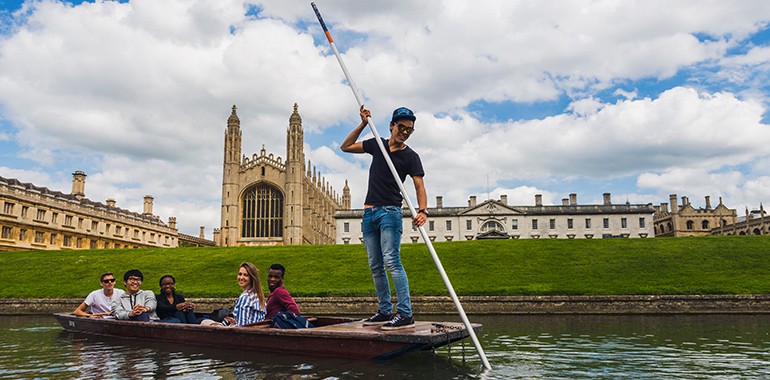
[102,278,116,283]
[127,277,142,283]
[395,123,414,136]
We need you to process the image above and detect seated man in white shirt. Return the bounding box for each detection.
[72,272,124,318]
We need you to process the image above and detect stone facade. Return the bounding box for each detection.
[335,192,655,244]
[0,172,178,251]
[215,104,345,246]
[653,194,737,237]
[8,295,770,315]
[711,204,768,236]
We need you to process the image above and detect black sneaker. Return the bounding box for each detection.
[362,311,392,325]
[381,312,415,330]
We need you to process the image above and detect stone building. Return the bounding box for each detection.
[179,226,217,247]
[0,171,178,251]
[215,104,346,246]
[653,194,737,237]
[710,204,768,236]
[335,192,655,244]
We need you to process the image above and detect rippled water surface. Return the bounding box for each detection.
[1,314,769,379]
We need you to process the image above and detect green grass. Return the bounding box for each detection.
[1,236,768,298]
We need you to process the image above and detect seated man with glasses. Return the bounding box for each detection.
[112,269,158,321]
[72,272,124,318]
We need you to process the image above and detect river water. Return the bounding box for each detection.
[1,314,769,379]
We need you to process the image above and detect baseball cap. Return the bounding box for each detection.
[391,107,416,123]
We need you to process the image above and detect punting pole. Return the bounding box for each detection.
[311,3,492,370]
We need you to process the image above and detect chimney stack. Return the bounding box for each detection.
[106,198,116,207]
[535,194,543,206]
[669,194,678,212]
[569,193,577,205]
[562,198,569,205]
[168,217,177,230]
[71,171,87,199]
[682,196,688,206]
[199,226,205,238]
[143,195,154,215]
[705,196,712,210]
[603,193,611,205]
[436,196,443,208]
[500,194,508,205]
[469,196,477,207]
[661,203,668,213]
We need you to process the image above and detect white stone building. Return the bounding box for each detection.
[335,193,655,244]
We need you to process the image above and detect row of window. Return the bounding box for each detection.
[342,217,647,233]
[0,225,144,249]
[2,201,170,244]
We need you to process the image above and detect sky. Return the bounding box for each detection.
[1,0,769,237]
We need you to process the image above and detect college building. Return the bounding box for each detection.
[215,104,347,246]
[711,203,768,236]
[0,171,179,251]
[334,192,656,244]
[653,194,737,237]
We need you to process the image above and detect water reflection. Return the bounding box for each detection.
[1,314,770,379]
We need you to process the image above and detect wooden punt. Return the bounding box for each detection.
[53,313,481,360]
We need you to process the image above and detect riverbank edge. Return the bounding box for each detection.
[4,294,770,315]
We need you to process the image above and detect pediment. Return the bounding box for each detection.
[460,200,524,216]
[476,229,511,240]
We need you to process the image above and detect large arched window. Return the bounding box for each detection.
[242,183,283,238]
[686,221,694,230]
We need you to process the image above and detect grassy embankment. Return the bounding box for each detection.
[0,236,768,299]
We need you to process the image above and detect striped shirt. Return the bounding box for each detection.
[233,289,265,326]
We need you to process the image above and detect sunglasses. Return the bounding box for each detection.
[394,123,414,136]
[102,278,116,283]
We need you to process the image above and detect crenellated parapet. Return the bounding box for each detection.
[241,145,286,172]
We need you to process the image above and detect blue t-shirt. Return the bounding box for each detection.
[363,138,425,206]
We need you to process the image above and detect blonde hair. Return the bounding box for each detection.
[240,262,265,309]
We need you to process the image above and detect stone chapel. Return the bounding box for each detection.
[214,104,350,246]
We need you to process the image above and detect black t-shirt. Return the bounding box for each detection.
[363,138,425,206]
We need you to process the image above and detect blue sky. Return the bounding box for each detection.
[1,0,770,235]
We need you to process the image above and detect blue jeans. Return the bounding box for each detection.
[362,206,412,316]
[161,310,197,324]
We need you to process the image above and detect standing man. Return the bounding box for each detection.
[72,272,124,318]
[265,263,300,320]
[341,105,428,330]
[112,269,157,321]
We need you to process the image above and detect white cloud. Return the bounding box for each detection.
[0,0,769,233]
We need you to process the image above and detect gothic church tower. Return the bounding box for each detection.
[284,103,305,244]
[220,105,241,246]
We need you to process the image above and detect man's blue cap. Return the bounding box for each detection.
[391,107,416,123]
